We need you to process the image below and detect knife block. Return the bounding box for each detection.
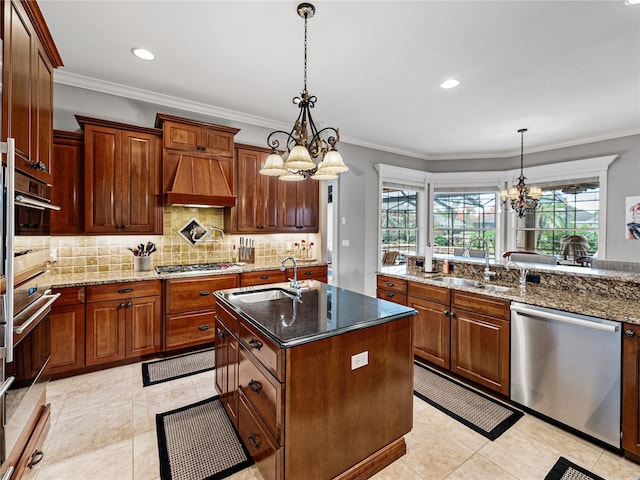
[239,247,255,263]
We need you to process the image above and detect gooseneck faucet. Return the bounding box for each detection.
[506,258,529,290]
[465,237,496,281]
[280,256,302,290]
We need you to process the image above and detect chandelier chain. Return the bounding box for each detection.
[303,11,308,93]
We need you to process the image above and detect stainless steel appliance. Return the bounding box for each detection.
[155,262,238,275]
[510,302,622,450]
[1,139,60,478]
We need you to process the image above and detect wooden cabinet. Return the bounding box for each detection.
[407,282,451,369]
[12,404,50,480]
[77,116,162,234]
[623,323,640,461]
[290,265,328,283]
[164,274,239,351]
[278,178,319,233]
[225,146,279,233]
[51,130,83,234]
[376,274,407,305]
[450,290,510,396]
[240,269,287,287]
[2,0,62,184]
[215,303,240,429]
[85,281,161,366]
[50,286,85,375]
[162,119,235,157]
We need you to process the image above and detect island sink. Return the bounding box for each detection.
[229,287,299,303]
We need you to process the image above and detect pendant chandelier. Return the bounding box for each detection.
[259,3,348,181]
[500,128,542,217]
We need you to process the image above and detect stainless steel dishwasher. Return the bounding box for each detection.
[510,302,621,449]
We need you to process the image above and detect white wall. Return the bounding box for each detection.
[53,83,640,296]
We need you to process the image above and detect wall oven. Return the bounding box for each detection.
[1,139,60,479]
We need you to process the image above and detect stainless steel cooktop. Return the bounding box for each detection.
[155,262,237,274]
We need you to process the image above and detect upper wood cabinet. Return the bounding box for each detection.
[162,119,235,157]
[77,116,163,235]
[2,0,63,184]
[225,145,279,233]
[51,130,83,235]
[278,178,319,232]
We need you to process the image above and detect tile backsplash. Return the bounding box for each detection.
[46,206,321,275]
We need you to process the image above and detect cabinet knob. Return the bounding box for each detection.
[443,309,449,316]
[248,379,262,393]
[386,292,395,298]
[625,329,636,338]
[119,303,126,309]
[217,329,227,338]
[126,302,132,308]
[248,339,263,351]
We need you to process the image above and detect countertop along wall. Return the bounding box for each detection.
[52,83,640,296]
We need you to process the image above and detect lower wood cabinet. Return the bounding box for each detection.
[240,269,286,287]
[50,286,85,375]
[215,307,239,429]
[85,281,161,366]
[290,265,328,284]
[376,274,408,305]
[623,323,640,461]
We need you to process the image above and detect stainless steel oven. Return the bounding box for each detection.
[1,138,60,478]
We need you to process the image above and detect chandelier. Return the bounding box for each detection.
[500,128,542,217]
[259,3,348,181]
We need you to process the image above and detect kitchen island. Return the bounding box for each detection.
[214,280,418,480]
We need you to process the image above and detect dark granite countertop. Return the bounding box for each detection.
[214,280,417,348]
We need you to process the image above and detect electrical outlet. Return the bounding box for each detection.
[416,260,424,267]
[50,249,57,262]
[526,273,541,283]
[351,351,369,370]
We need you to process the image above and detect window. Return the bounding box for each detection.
[515,182,600,258]
[433,192,497,256]
[381,188,418,262]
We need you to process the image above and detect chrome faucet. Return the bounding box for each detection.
[465,237,496,281]
[506,258,528,290]
[280,256,302,291]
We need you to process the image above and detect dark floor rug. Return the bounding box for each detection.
[544,456,606,480]
[413,361,523,440]
[156,396,254,480]
[142,348,215,386]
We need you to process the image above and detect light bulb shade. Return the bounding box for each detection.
[316,149,348,173]
[279,171,305,182]
[499,189,509,202]
[311,167,338,180]
[283,145,316,171]
[529,185,542,200]
[508,187,519,200]
[259,152,287,176]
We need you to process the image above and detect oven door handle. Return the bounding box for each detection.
[13,293,60,335]
[0,465,14,480]
[15,194,61,211]
[0,376,15,399]
[3,139,16,362]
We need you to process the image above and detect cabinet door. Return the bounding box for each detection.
[84,125,121,233]
[120,131,161,233]
[126,295,161,358]
[30,44,54,184]
[622,323,640,455]
[216,320,239,428]
[51,131,83,234]
[215,321,227,397]
[201,127,234,157]
[278,178,319,232]
[450,308,510,395]
[234,148,279,233]
[163,121,200,151]
[85,299,126,366]
[50,303,85,374]
[408,295,450,369]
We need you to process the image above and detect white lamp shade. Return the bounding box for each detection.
[259,152,287,176]
[279,171,305,182]
[316,149,348,173]
[283,145,316,171]
[311,168,338,180]
[529,185,542,200]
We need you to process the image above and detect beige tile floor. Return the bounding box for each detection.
[28,361,640,480]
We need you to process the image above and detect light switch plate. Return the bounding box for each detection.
[351,351,369,370]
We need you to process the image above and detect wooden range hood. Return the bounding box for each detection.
[165,154,236,207]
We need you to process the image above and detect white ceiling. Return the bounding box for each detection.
[40,1,640,160]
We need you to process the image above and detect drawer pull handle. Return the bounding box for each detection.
[199,291,211,296]
[305,271,313,275]
[386,292,395,297]
[27,450,44,468]
[199,325,211,331]
[386,282,395,287]
[118,288,134,293]
[248,433,261,450]
[248,379,262,393]
[260,275,269,280]
[248,339,263,351]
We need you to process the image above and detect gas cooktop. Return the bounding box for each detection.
[155,262,237,274]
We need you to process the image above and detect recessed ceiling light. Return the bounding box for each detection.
[131,47,155,61]
[440,79,460,89]
[626,0,640,4]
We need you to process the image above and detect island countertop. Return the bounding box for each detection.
[214,280,418,348]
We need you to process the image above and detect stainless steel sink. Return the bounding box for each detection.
[230,288,298,303]
[430,276,511,292]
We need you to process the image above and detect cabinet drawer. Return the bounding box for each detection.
[240,270,287,287]
[452,290,510,320]
[52,286,85,306]
[376,289,407,305]
[239,347,282,443]
[166,274,239,314]
[408,282,450,305]
[166,311,216,350]
[289,265,327,282]
[238,393,281,480]
[239,319,283,382]
[14,404,51,480]
[86,280,161,302]
[377,275,407,294]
